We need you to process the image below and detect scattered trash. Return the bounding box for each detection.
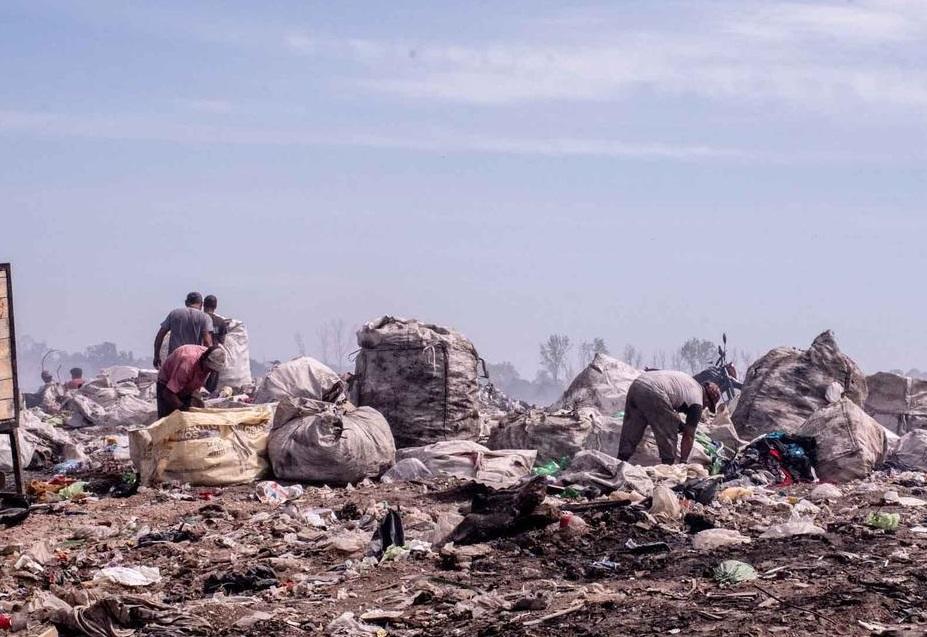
[95,566,162,587]
[719,486,753,503]
[760,514,827,539]
[369,508,405,559]
[865,512,900,531]
[649,485,681,520]
[533,457,568,477]
[714,560,758,585]
[809,483,842,502]
[0,494,30,527]
[619,539,670,555]
[254,480,304,506]
[203,564,278,595]
[559,512,589,536]
[136,526,202,547]
[380,458,433,483]
[882,490,927,507]
[692,528,751,551]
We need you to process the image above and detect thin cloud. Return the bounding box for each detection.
[285,2,927,110]
[0,109,750,161]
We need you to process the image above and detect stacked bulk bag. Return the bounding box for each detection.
[352,316,482,448]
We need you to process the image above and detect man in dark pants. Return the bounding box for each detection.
[618,370,721,465]
[156,344,227,418]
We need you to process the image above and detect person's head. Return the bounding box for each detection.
[70,367,83,380]
[203,295,218,313]
[703,382,722,412]
[199,345,227,373]
[185,292,203,309]
[41,371,53,383]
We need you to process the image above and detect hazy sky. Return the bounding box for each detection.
[3,1,926,376]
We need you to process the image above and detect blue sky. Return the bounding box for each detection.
[2,1,926,376]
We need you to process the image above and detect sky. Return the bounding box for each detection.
[2,0,926,377]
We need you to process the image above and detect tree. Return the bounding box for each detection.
[650,349,667,369]
[486,361,521,386]
[622,344,644,369]
[316,318,354,372]
[679,338,718,374]
[539,334,572,385]
[294,332,306,357]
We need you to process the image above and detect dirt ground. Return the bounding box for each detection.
[5,469,927,636]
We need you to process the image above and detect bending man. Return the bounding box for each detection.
[617,370,721,465]
[156,344,227,418]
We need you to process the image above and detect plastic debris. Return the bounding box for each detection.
[808,483,842,502]
[255,481,304,506]
[760,515,826,539]
[203,564,278,595]
[559,512,589,536]
[692,528,752,551]
[380,458,433,483]
[650,485,681,520]
[95,566,162,587]
[792,499,821,516]
[713,560,758,585]
[883,490,927,507]
[533,458,568,477]
[719,486,753,503]
[865,512,900,531]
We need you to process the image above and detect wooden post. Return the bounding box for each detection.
[0,263,23,494]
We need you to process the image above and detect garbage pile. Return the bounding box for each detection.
[5,323,927,635]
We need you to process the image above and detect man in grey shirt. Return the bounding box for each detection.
[618,370,721,465]
[153,292,214,369]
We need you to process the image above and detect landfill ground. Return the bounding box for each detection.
[7,469,927,636]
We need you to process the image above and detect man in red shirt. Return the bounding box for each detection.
[156,345,227,418]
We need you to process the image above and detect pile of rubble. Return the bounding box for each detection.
[3,320,927,635]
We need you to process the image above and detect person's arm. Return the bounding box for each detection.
[160,386,184,412]
[153,326,169,369]
[678,405,703,463]
[202,314,214,347]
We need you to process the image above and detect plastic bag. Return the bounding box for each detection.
[649,485,681,520]
[96,566,162,587]
[809,483,842,502]
[713,560,758,585]
[760,514,826,539]
[380,458,433,483]
[865,512,900,531]
[692,528,751,551]
[255,481,304,506]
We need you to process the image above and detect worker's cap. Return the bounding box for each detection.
[703,382,722,411]
[203,346,228,372]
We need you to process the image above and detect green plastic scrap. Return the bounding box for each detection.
[695,432,724,475]
[713,560,758,586]
[533,457,570,477]
[57,481,87,500]
[865,512,900,531]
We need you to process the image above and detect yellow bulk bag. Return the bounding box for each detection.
[130,405,273,486]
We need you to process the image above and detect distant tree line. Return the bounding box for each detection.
[488,334,757,406]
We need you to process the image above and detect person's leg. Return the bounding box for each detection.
[618,386,649,461]
[647,404,684,464]
[156,383,173,419]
